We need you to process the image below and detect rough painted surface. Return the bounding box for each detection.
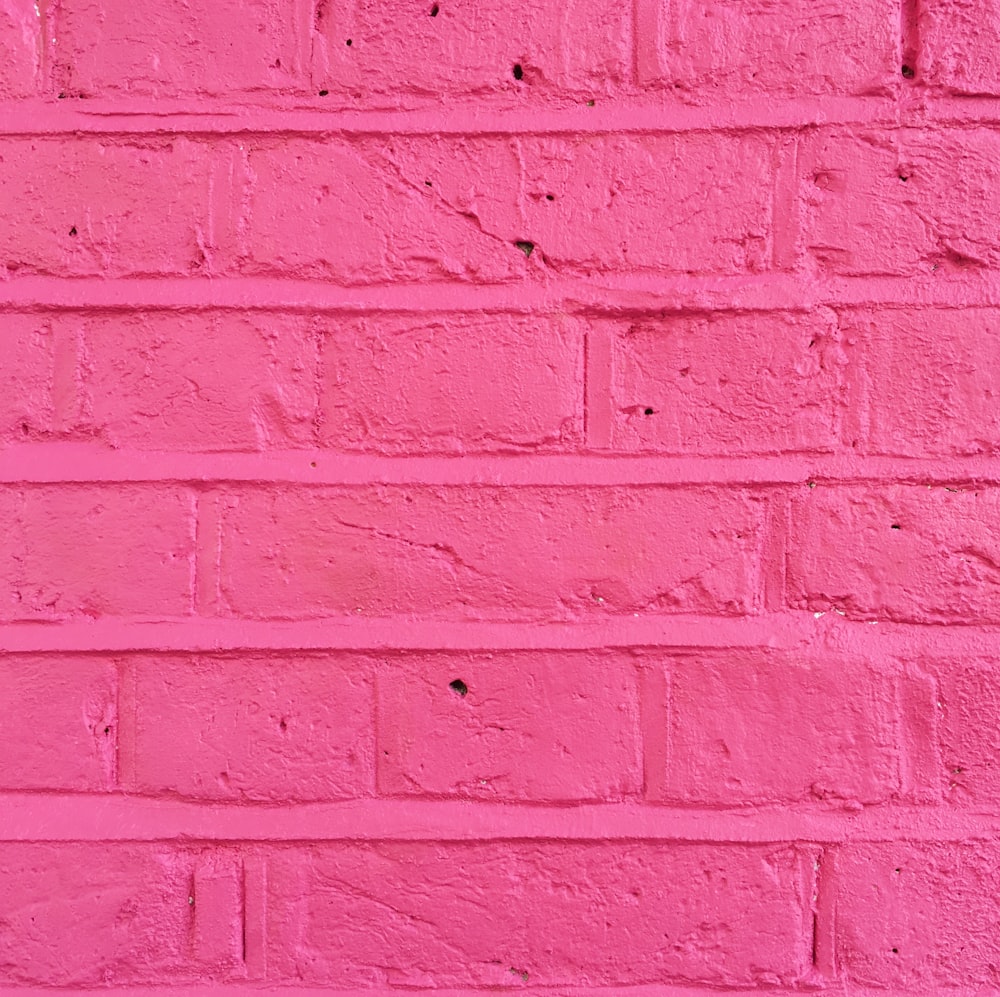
[1,0,999,992]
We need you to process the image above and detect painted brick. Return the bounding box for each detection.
[243,133,773,279]
[266,842,811,987]
[217,486,763,620]
[319,313,582,452]
[0,0,39,98]
[833,844,1000,988]
[0,654,116,790]
[637,0,897,96]
[0,138,232,277]
[0,314,54,443]
[935,659,1000,806]
[132,654,374,801]
[844,307,1000,456]
[787,485,1000,623]
[921,0,1000,94]
[315,0,628,100]
[79,311,317,451]
[660,653,900,805]
[0,844,242,985]
[377,652,641,801]
[801,129,1000,275]
[611,310,842,454]
[0,485,195,620]
[55,0,308,96]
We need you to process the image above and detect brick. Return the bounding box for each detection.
[243,133,773,279]
[637,0,896,96]
[217,486,763,620]
[0,138,232,277]
[319,313,583,452]
[517,133,774,275]
[0,485,195,620]
[314,0,628,100]
[56,0,308,96]
[377,652,641,801]
[787,485,1000,623]
[935,659,1000,806]
[0,844,240,985]
[843,307,1000,456]
[801,129,1000,275]
[79,311,317,451]
[0,654,116,790]
[611,310,841,454]
[0,0,39,98]
[833,843,1000,988]
[266,842,810,987]
[133,654,374,801]
[242,137,523,282]
[660,653,900,805]
[0,314,54,443]
[921,0,1000,94]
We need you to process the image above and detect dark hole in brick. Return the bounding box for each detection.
[310,461,317,467]
[513,63,524,80]
[891,523,901,530]
[546,194,554,201]
[425,180,433,186]
[515,240,534,257]
[57,92,66,99]
[901,64,915,78]
[318,89,329,96]
[346,38,353,46]
[430,3,439,14]
[449,679,469,697]
[892,948,899,954]
[104,726,110,734]
[69,226,77,236]
[586,99,595,106]
[644,407,654,415]
[898,174,909,182]
[279,717,288,731]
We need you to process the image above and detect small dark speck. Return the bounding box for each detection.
[449,678,468,697]
[69,226,77,236]
[545,194,554,201]
[515,240,534,257]
[103,726,110,734]
[901,64,915,78]
[891,523,901,530]
[57,92,66,99]
[898,174,909,182]
[643,407,654,416]
[424,180,433,187]
[586,99,595,106]
[318,89,329,96]
[512,63,524,80]
[892,948,899,954]
[430,3,439,14]
[346,38,353,46]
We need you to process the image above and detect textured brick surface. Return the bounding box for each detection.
[266,842,811,987]
[2,0,995,991]
[216,486,763,619]
[377,651,641,801]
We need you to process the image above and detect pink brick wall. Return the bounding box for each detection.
[1,0,997,992]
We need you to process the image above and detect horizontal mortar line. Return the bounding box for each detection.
[3,273,1000,312]
[1,446,999,486]
[0,985,913,997]
[3,613,1000,656]
[0,95,897,136]
[0,795,995,844]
